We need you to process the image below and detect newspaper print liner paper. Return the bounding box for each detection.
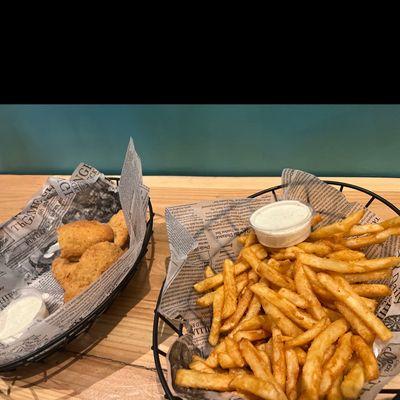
[0,138,149,366]
[159,169,400,400]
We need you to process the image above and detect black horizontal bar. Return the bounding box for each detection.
[365,196,375,208]
[158,349,167,357]
[159,314,181,334]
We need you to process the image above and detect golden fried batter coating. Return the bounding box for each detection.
[57,220,114,260]
[108,210,129,248]
[52,241,124,302]
[73,241,124,286]
[52,257,78,284]
[63,280,86,302]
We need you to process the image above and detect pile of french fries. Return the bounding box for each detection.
[175,211,400,400]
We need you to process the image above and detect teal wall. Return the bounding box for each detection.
[0,105,399,176]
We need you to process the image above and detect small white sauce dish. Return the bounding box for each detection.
[250,200,313,248]
[0,288,48,344]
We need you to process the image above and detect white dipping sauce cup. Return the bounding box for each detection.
[250,200,313,248]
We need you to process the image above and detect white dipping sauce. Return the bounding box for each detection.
[250,200,312,248]
[0,295,47,342]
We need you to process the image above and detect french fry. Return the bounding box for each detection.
[237,233,248,245]
[354,257,400,272]
[317,273,393,341]
[323,307,342,322]
[340,360,365,399]
[233,329,268,342]
[320,332,353,396]
[361,297,378,312]
[175,369,233,391]
[344,269,392,283]
[335,302,375,344]
[242,295,262,321]
[285,348,299,400]
[230,315,271,338]
[258,261,296,291]
[204,265,215,278]
[296,241,331,257]
[229,367,247,375]
[205,341,226,368]
[256,348,272,375]
[294,262,327,320]
[251,282,317,329]
[193,260,250,293]
[302,264,336,301]
[322,344,337,365]
[218,352,237,369]
[350,283,392,298]
[245,231,257,247]
[344,227,400,249]
[299,253,365,273]
[197,275,248,307]
[380,215,400,229]
[225,337,245,367]
[265,338,273,359]
[286,317,329,348]
[293,347,307,366]
[327,375,344,400]
[271,246,304,261]
[271,324,286,390]
[222,259,238,319]
[309,209,364,240]
[351,335,379,381]
[249,243,268,260]
[344,234,386,249]
[221,287,253,333]
[301,252,399,273]
[231,374,287,400]
[209,286,224,346]
[311,213,323,227]
[376,226,400,241]
[239,339,273,382]
[247,269,259,284]
[189,359,216,374]
[301,318,349,400]
[353,256,400,270]
[204,351,218,368]
[346,224,384,237]
[278,259,293,273]
[278,288,308,308]
[242,248,296,290]
[259,299,304,337]
[321,239,348,251]
[328,249,366,261]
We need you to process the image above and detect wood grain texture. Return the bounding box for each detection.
[0,175,400,399]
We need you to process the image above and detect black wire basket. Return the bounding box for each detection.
[0,176,154,372]
[152,180,400,400]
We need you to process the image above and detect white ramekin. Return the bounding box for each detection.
[250,200,313,248]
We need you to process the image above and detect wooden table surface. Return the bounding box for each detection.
[1,175,400,400]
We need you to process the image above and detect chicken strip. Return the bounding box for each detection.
[58,220,114,260]
[62,241,124,302]
[108,210,129,248]
[52,257,78,284]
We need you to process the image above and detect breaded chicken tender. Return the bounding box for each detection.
[52,257,78,284]
[108,210,129,248]
[61,241,124,302]
[58,220,114,260]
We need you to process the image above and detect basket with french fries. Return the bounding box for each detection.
[154,170,400,400]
